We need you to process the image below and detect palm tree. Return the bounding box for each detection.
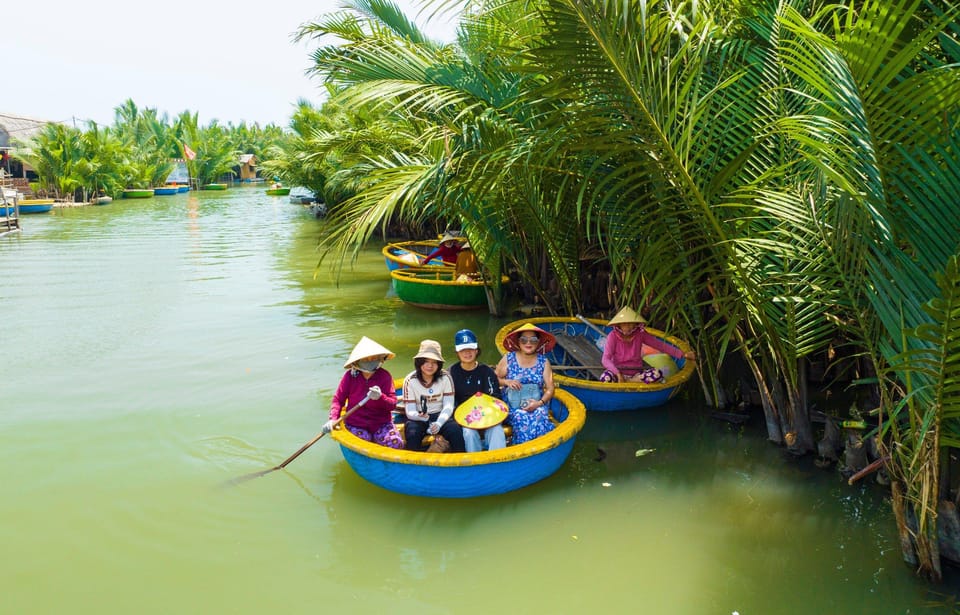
[296,0,588,314]
[18,123,85,199]
[189,122,239,186]
[525,0,960,578]
[259,98,351,205]
[77,121,129,200]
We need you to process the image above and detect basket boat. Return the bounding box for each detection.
[390,268,506,310]
[331,388,585,497]
[495,316,695,411]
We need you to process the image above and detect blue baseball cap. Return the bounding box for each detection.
[454,329,479,351]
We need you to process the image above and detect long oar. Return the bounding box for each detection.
[575,314,609,351]
[223,393,372,486]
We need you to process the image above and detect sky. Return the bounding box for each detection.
[3,0,458,130]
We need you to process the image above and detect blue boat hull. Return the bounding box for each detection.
[18,204,53,213]
[495,317,695,412]
[338,439,576,497]
[332,389,585,498]
[3,201,54,214]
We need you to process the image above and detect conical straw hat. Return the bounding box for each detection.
[344,336,395,368]
[440,231,464,245]
[502,322,556,353]
[607,307,646,327]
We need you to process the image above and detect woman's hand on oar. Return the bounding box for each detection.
[222,392,373,487]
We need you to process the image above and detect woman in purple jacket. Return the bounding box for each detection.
[323,336,404,448]
[600,307,696,384]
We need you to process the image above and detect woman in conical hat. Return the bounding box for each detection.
[324,336,403,448]
[342,336,395,368]
[501,322,556,354]
[421,231,465,266]
[600,307,696,384]
[454,240,479,279]
[495,322,556,445]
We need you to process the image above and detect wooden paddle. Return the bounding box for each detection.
[575,313,609,340]
[222,392,373,487]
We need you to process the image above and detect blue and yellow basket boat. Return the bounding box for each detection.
[330,388,585,498]
[495,317,695,412]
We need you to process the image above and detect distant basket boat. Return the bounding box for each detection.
[17,198,55,213]
[92,196,113,205]
[382,239,450,271]
[153,186,178,196]
[495,316,695,411]
[331,388,586,498]
[289,193,316,204]
[265,187,291,196]
[122,189,154,198]
[391,267,506,310]
[201,183,228,191]
[176,185,190,193]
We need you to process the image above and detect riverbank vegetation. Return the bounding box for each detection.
[283,0,960,581]
[16,99,287,201]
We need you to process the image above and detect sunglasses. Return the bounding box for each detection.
[518,336,540,344]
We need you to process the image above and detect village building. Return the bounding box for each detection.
[236,154,258,182]
[0,112,53,194]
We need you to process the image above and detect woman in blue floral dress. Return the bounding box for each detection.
[496,323,556,445]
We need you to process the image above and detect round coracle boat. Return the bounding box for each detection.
[330,388,586,498]
[495,316,695,412]
[390,268,508,310]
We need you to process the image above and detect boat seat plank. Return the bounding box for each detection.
[552,333,605,380]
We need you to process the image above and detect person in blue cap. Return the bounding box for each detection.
[449,329,506,451]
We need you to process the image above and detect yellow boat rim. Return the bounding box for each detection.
[331,388,586,466]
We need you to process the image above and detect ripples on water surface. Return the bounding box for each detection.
[1,189,957,613]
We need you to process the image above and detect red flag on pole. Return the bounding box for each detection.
[183,143,197,160]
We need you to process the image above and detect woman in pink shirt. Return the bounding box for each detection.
[323,336,404,448]
[600,307,696,383]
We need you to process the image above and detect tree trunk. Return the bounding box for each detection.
[891,480,920,568]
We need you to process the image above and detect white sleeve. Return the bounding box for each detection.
[403,376,424,421]
[437,374,455,425]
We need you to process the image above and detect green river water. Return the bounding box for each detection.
[1,187,956,614]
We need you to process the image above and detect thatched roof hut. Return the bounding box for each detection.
[237,153,257,181]
[0,112,50,148]
[0,112,57,180]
